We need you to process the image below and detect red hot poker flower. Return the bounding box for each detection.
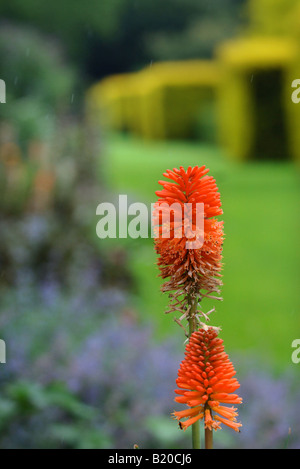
[173,327,242,432]
[154,166,223,291]
[153,166,224,318]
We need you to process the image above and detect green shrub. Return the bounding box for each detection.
[0,23,77,149]
[0,23,76,110]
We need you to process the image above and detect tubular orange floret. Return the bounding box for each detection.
[173,327,242,433]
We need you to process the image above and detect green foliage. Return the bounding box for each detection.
[4,99,56,144]
[0,24,76,109]
[145,0,247,62]
[0,24,77,146]
[0,381,111,448]
[144,416,185,448]
[5,381,93,418]
[0,0,247,78]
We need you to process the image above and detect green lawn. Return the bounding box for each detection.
[100,132,300,371]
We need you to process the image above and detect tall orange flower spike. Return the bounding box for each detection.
[153,166,224,328]
[173,327,242,433]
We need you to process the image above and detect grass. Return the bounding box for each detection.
[99,132,300,371]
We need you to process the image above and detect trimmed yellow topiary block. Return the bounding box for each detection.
[86,73,138,132]
[87,61,221,142]
[248,0,300,36]
[137,60,221,140]
[216,36,300,161]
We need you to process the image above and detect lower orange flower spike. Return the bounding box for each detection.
[173,327,242,433]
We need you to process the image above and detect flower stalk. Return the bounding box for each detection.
[154,166,242,449]
[188,295,201,449]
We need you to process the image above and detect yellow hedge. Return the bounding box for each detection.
[87,34,300,163]
[248,0,300,36]
[87,60,221,141]
[86,73,138,132]
[284,42,300,164]
[216,37,300,161]
[136,60,221,140]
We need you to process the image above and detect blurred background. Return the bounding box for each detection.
[0,0,299,449]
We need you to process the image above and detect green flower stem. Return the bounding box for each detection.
[188,296,201,450]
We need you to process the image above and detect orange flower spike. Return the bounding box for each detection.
[173,327,242,433]
[154,166,224,323]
